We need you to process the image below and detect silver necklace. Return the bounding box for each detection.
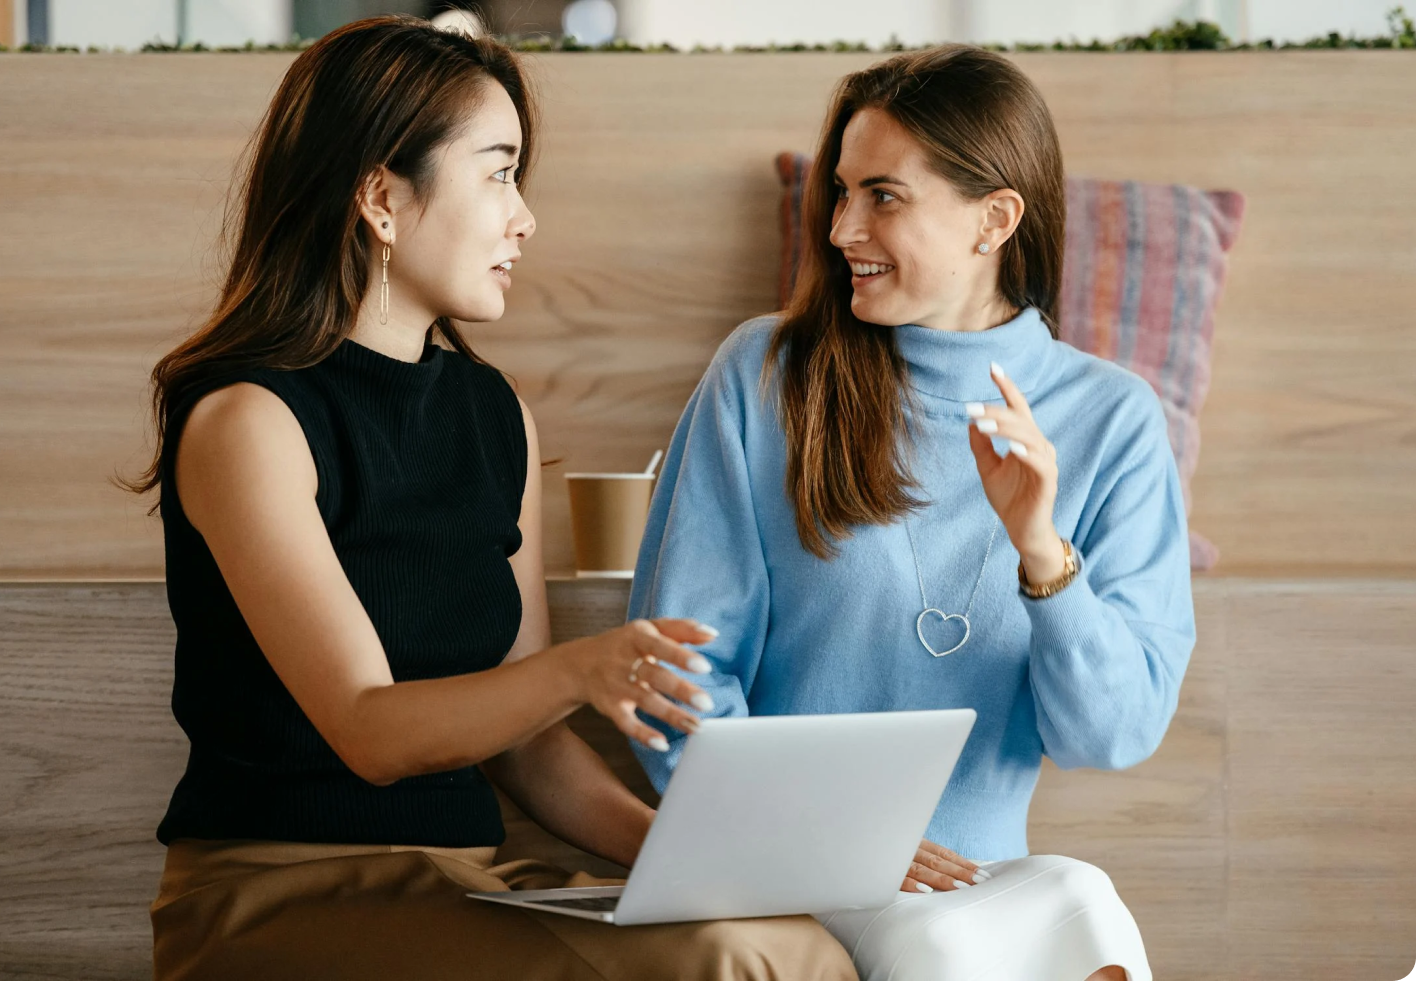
[903,516,999,658]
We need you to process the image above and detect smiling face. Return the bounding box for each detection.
[366,80,535,326]
[829,107,1021,331]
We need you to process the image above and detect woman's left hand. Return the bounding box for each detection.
[965,362,1065,579]
[901,839,991,893]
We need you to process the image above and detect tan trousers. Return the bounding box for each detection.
[151,839,858,981]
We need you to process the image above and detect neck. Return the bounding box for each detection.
[349,297,435,363]
[913,284,1018,334]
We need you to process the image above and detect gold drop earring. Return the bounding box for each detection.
[379,221,392,325]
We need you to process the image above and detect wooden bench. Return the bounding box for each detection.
[2,577,1413,980]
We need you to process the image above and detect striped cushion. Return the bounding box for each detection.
[775,153,1244,571]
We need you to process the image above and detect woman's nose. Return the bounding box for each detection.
[829,202,866,249]
[511,202,536,242]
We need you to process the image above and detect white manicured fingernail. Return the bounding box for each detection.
[965,402,986,418]
[1007,440,1028,458]
[972,871,990,884]
[697,624,720,638]
[974,418,998,434]
[690,692,714,712]
[914,882,933,893]
[688,656,712,674]
[952,879,971,889]
[648,735,669,752]
[991,361,1006,378]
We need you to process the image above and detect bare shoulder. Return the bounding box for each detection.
[176,382,317,530]
[514,393,535,430]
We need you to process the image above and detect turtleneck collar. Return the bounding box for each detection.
[331,335,445,397]
[893,306,1055,403]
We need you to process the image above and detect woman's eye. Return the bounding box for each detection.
[494,168,515,184]
[874,189,896,204]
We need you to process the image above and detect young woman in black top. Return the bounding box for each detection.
[128,16,855,980]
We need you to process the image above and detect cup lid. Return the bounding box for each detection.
[564,472,657,479]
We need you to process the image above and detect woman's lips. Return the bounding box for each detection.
[849,261,895,286]
[851,268,894,285]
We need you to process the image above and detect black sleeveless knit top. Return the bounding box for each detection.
[155,338,527,848]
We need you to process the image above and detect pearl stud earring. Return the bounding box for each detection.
[977,242,991,255]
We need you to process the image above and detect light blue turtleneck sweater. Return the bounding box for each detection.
[628,308,1196,861]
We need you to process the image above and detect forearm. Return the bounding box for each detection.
[1026,568,1192,770]
[484,722,655,869]
[340,648,583,786]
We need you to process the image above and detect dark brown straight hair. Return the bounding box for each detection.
[767,45,1066,559]
[123,16,537,501]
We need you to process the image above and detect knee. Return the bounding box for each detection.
[690,916,856,980]
[1038,856,1122,907]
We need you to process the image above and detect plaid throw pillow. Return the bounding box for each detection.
[774,153,1244,571]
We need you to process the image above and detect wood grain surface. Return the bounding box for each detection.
[2,578,1413,980]
[1,52,1413,578]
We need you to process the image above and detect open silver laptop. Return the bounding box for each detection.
[467,708,975,925]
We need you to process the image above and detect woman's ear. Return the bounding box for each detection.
[978,189,1025,251]
[357,165,407,244]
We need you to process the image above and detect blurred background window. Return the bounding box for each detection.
[3,1,1402,50]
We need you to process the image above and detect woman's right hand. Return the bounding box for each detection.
[557,618,718,751]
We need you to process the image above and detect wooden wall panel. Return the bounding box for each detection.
[1,52,1414,578]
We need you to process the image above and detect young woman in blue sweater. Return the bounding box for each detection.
[630,45,1196,981]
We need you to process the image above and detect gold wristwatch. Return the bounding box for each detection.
[1018,538,1079,599]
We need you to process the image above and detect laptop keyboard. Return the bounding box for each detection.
[531,896,621,913]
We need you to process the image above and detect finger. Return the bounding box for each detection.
[970,419,1053,474]
[966,419,1004,472]
[648,617,720,645]
[632,685,703,736]
[641,660,715,713]
[989,362,1033,418]
[1003,439,1055,477]
[635,627,714,677]
[918,841,992,882]
[611,699,671,752]
[901,875,935,894]
[913,850,979,886]
[964,403,1025,427]
[969,415,1051,457]
[906,860,971,892]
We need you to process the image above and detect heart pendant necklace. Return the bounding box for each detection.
[904,516,999,658]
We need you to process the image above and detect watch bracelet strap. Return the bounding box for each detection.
[1018,539,1078,599]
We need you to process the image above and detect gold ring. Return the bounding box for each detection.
[628,656,646,685]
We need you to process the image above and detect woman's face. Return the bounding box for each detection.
[829,107,1017,330]
[382,81,536,324]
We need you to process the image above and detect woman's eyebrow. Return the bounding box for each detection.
[833,171,909,188]
[476,143,519,156]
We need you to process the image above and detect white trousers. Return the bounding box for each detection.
[815,855,1151,981]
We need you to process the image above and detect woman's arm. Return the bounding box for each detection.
[176,382,712,789]
[1022,404,1196,771]
[965,366,1195,772]
[480,398,655,868]
[627,333,772,792]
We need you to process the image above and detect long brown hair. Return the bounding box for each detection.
[767,45,1066,559]
[124,16,538,499]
